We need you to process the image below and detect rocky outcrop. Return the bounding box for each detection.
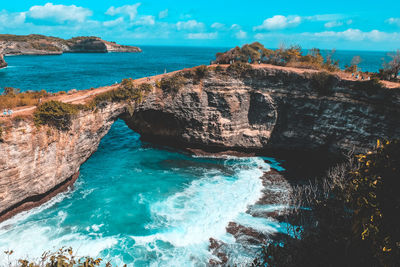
[124,67,400,156]
[0,34,141,55]
[0,65,399,221]
[0,54,7,69]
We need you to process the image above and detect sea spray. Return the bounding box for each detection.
[0,122,274,266]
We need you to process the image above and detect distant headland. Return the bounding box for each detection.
[0,34,141,56]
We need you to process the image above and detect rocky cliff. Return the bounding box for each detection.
[0,34,141,55]
[0,65,399,221]
[125,67,400,156]
[0,102,126,221]
[0,54,7,69]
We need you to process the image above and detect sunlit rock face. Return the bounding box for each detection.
[125,67,400,155]
[1,65,399,221]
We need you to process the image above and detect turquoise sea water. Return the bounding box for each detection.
[0,47,388,265]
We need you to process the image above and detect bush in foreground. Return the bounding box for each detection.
[254,140,400,267]
[4,247,108,267]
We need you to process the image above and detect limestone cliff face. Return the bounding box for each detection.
[0,65,399,220]
[0,54,7,69]
[0,103,125,221]
[124,68,400,155]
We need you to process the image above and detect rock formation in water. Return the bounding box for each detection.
[0,34,141,55]
[0,54,7,69]
[0,65,399,221]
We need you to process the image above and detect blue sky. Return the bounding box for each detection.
[1,1,400,50]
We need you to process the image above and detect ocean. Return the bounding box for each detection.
[0,47,389,266]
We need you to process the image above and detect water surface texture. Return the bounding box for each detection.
[0,121,275,266]
[0,46,225,92]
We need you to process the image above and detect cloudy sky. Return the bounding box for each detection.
[1,0,400,51]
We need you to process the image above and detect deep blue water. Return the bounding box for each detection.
[0,47,391,93]
[0,46,225,92]
[0,47,387,265]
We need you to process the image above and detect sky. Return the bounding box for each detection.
[1,1,400,51]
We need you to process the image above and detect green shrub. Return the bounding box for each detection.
[138,83,153,93]
[93,78,148,105]
[195,65,208,79]
[34,100,80,130]
[160,74,186,93]
[352,78,385,95]
[215,65,224,72]
[310,71,337,95]
[226,62,253,76]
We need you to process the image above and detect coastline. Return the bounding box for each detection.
[209,167,292,265]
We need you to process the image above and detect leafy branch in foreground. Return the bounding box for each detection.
[254,140,400,267]
[4,247,110,267]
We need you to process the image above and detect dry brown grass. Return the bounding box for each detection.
[0,90,49,109]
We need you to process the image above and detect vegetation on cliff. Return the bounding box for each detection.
[214,42,340,72]
[310,71,338,96]
[254,140,400,267]
[0,87,49,109]
[33,100,81,130]
[215,43,400,82]
[93,78,152,105]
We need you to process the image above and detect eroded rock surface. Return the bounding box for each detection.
[1,65,399,221]
[125,68,400,156]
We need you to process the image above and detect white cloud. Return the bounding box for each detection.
[386,18,400,27]
[306,14,346,22]
[103,17,124,27]
[134,15,155,26]
[230,24,241,30]
[313,29,399,42]
[176,20,204,31]
[187,32,218,39]
[211,22,225,29]
[254,15,301,31]
[106,3,141,21]
[27,3,92,23]
[158,9,168,19]
[0,10,26,28]
[324,21,343,28]
[236,30,247,39]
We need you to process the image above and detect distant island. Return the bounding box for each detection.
[0,34,141,56]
